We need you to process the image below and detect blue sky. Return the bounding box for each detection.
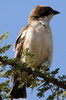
[0,0,66,100]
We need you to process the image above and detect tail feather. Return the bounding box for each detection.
[10,81,26,99]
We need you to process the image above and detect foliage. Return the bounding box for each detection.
[0,32,8,43]
[0,33,66,100]
[0,45,11,54]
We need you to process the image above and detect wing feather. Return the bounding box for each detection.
[14,24,29,58]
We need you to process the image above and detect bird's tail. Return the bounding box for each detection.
[10,81,26,99]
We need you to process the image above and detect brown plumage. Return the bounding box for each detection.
[10,25,29,99]
[10,81,26,98]
[10,5,60,99]
[14,24,29,58]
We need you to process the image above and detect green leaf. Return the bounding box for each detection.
[0,44,11,54]
[0,80,10,99]
[62,91,66,99]
[51,68,59,75]
[37,91,44,98]
[0,70,12,78]
[0,32,8,43]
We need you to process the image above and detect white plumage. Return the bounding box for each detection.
[22,19,53,68]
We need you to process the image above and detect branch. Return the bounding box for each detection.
[0,56,66,90]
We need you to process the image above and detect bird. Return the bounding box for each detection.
[10,5,60,99]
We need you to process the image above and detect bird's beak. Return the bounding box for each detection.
[52,10,60,15]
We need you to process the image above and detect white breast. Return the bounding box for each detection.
[22,21,53,68]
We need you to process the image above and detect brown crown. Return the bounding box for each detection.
[29,5,53,18]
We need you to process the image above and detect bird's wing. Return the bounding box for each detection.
[14,24,29,58]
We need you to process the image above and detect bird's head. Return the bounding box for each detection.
[28,5,60,23]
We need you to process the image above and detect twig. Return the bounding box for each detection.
[0,56,66,90]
